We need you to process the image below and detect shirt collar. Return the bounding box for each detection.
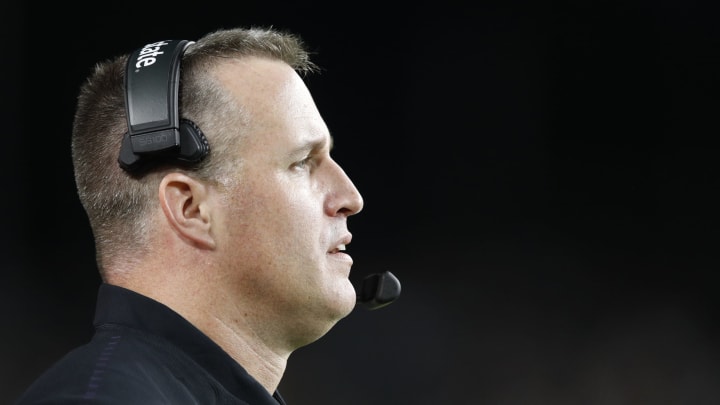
[93,283,286,405]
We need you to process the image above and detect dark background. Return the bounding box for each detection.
[3,1,719,404]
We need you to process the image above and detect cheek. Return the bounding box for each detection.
[260,176,323,228]
[226,180,321,254]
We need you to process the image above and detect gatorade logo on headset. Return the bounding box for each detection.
[134,41,171,69]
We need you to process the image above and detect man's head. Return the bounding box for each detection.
[71,27,364,350]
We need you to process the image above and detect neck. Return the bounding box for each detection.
[193,309,290,393]
[115,275,290,394]
[105,246,293,394]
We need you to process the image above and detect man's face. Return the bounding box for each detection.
[212,57,364,348]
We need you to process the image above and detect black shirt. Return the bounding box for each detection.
[15,284,287,404]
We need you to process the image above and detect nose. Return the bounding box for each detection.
[324,159,364,217]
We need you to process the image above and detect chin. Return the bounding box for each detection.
[340,278,359,312]
[320,280,357,322]
[292,295,356,349]
[336,294,357,319]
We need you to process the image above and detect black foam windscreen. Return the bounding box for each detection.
[356,271,402,310]
[119,39,209,172]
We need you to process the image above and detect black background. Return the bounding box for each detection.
[3,1,719,404]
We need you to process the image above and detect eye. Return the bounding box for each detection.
[292,155,314,171]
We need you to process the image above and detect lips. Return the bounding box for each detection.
[328,234,352,254]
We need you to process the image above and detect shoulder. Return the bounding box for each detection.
[15,326,218,404]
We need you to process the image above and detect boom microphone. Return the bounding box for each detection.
[355,271,401,310]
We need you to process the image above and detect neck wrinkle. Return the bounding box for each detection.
[196,308,290,394]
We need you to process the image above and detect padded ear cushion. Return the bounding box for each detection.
[178,119,210,163]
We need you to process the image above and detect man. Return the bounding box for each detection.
[15,26,381,404]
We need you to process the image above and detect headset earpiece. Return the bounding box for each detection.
[178,119,210,164]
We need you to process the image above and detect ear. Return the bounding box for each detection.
[158,173,216,250]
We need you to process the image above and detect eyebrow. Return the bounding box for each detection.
[291,134,334,156]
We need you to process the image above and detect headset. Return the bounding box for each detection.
[118,40,209,173]
[118,39,400,310]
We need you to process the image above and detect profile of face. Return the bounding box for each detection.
[210,57,364,346]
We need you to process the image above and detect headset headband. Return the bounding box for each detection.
[119,39,209,173]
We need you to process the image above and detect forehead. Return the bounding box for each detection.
[214,57,310,115]
[213,56,330,154]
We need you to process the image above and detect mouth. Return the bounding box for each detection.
[328,234,352,255]
[327,235,353,266]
